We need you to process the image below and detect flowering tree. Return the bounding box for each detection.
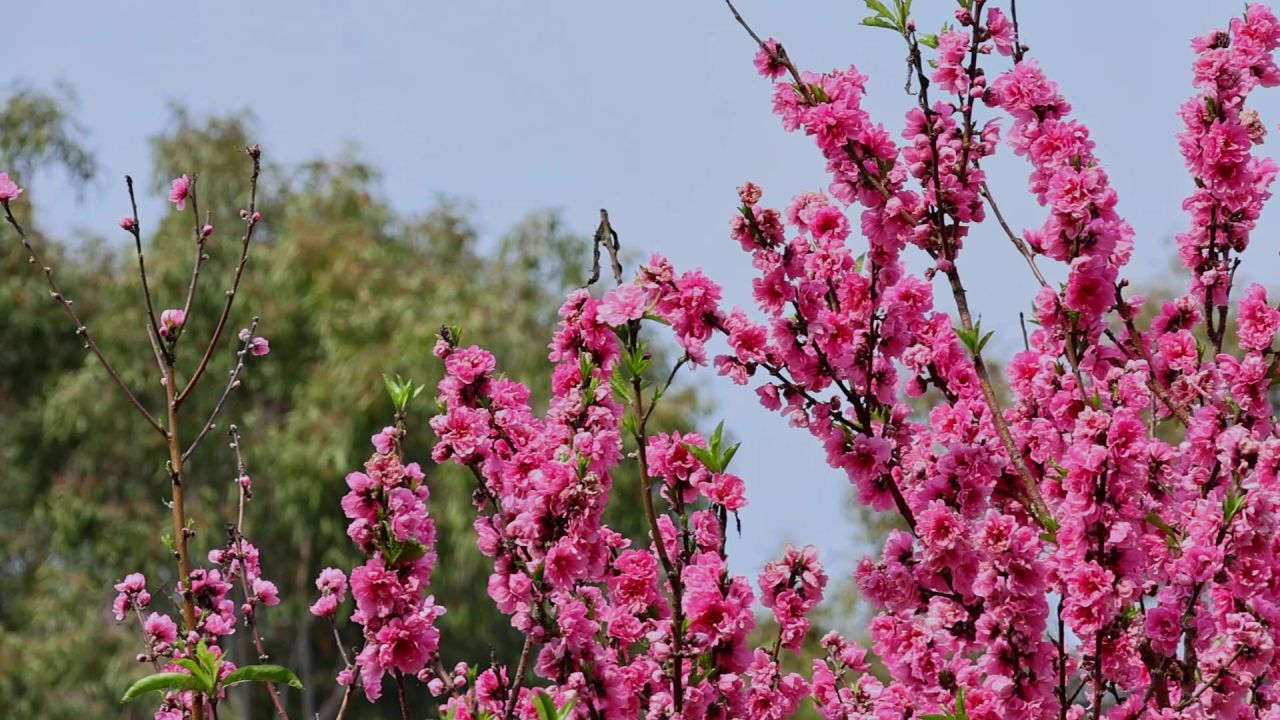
[8,0,1280,718]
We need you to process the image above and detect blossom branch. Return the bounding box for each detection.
[182,316,261,462]
[177,145,262,406]
[227,425,290,719]
[177,176,208,344]
[124,175,168,364]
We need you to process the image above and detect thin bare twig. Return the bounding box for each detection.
[183,316,261,462]
[178,146,262,405]
[586,208,623,287]
[228,426,290,719]
[125,175,168,364]
[722,0,810,99]
[980,182,1049,288]
[503,637,534,720]
[177,176,208,344]
[1,199,167,436]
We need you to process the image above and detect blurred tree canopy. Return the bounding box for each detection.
[0,91,702,719]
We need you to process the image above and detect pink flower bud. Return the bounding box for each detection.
[201,224,214,238]
[251,211,262,222]
[158,308,186,340]
[119,216,137,231]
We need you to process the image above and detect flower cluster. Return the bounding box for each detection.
[319,425,445,701]
[1176,5,1280,308]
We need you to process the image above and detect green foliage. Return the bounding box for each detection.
[532,690,576,720]
[221,664,304,690]
[861,0,912,33]
[121,639,301,704]
[383,374,425,415]
[683,420,741,474]
[120,673,206,703]
[954,319,994,357]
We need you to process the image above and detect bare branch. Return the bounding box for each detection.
[1,199,167,436]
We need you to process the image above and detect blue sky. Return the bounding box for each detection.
[10,1,1280,581]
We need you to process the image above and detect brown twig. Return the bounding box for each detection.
[124,175,168,364]
[625,318,684,714]
[586,208,623,287]
[176,176,208,343]
[162,341,201,720]
[177,146,262,405]
[1,199,167,436]
[980,182,1049,288]
[227,426,290,719]
[503,636,534,720]
[722,0,810,100]
[394,670,412,720]
[183,316,260,462]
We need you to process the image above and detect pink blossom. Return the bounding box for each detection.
[1237,283,1280,350]
[753,39,786,79]
[158,308,186,340]
[168,174,191,210]
[0,172,22,202]
[596,284,648,326]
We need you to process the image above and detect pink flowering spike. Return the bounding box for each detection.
[168,174,191,210]
[0,172,22,202]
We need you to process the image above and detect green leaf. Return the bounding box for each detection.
[976,330,994,354]
[1145,511,1179,539]
[920,33,940,49]
[221,664,303,690]
[609,369,632,402]
[1224,489,1247,524]
[684,443,716,471]
[383,373,425,413]
[861,16,898,30]
[709,420,726,456]
[121,672,206,702]
[895,0,912,26]
[534,691,557,720]
[864,0,893,19]
[170,658,212,688]
[721,442,741,471]
[194,640,220,679]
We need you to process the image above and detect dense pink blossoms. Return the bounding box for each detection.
[316,425,445,701]
[413,3,1280,718]
[93,3,1280,719]
[347,5,1280,717]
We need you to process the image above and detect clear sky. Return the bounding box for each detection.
[10,1,1280,582]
